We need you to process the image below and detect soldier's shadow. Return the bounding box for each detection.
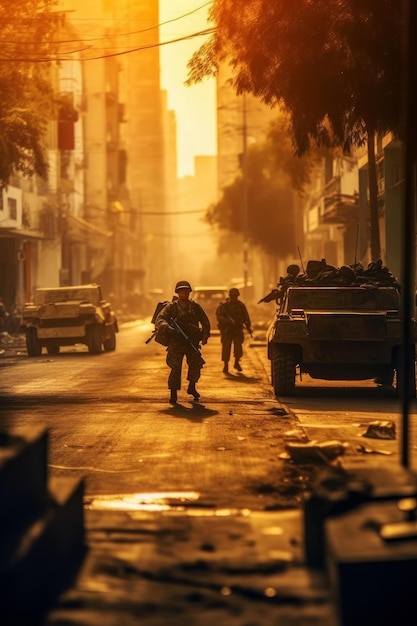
[223,372,261,384]
[160,402,218,421]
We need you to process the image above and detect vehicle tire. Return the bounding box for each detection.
[26,328,42,356]
[272,344,297,396]
[87,325,102,354]
[395,345,416,398]
[47,344,60,355]
[103,326,116,351]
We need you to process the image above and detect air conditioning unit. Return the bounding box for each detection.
[0,186,22,229]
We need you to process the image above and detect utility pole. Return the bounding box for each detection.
[242,93,249,294]
[400,0,417,468]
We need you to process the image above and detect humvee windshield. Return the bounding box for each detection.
[34,286,101,306]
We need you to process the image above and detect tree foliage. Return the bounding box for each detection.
[206,114,320,257]
[189,0,404,151]
[266,115,323,195]
[188,0,405,259]
[0,0,58,186]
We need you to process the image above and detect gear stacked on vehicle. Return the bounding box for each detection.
[299,258,400,288]
[259,259,400,305]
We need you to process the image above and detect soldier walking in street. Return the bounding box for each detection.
[155,280,210,404]
[216,288,252,374]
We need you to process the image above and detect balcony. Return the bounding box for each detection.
[39,207,57,239]
[320,176,359,224]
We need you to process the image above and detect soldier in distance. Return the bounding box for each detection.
[258,264,300,305]
[216,287,252,374]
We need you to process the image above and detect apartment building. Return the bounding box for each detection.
[303,134,404,282]
[0,0,177,317]
[0,11,85,312]
[302,151,360,269]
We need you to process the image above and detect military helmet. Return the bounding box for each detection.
[175,280,192,292]
[287,264,300,277]
[229,287,240,296]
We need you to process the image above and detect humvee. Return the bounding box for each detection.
[268,284,416,396]
[21,284,118,356]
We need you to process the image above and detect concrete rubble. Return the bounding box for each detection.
[2,425,416,626]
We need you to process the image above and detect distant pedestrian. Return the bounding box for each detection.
[216,288,252,373]
[155,280,210,404]
[0,298,8,332]
[7,305,21,335]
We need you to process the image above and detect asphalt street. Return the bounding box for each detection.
[2,324,417,625]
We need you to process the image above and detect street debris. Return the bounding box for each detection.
[280,440,348,463]
[283,429,309,443]
[268,407,288,416]
[362,420,396,440]
[0,331,17,345]
[356,443,392,456]
[0,332,26,358]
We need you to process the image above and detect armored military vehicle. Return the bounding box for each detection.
[266,260,416,396]
[21,284,118,356]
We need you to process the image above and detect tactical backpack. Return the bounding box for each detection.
[151,300,170,325]
[149,300,171,346]
[215,301,229,332]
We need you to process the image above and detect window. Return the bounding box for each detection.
[8,198,17,220]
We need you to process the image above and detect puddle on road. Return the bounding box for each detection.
[85,491,251,517]
[85,491,200,512]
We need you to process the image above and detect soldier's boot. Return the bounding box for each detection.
[187,382,200,400]
[169,389,177,404]
[234,359,242,372]
[223,361,229,373]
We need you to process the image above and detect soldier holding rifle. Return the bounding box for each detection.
[155,280,210,404]
[216,287,252,374]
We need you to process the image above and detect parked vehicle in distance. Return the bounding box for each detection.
[21,284,118,356]
[192,285,228,332]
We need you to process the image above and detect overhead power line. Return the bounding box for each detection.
[86,205,207,216]
[0,2,214,60]
[52,1,213,43]
[0,28,216,62]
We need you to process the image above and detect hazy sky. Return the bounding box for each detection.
[159,1,216,178]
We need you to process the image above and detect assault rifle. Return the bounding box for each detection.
[219,309,253,337]
[258,288,282,304]
[169,317,206,366]
[145,329,156,344]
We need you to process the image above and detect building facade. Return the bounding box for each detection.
[0,0,177,319]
